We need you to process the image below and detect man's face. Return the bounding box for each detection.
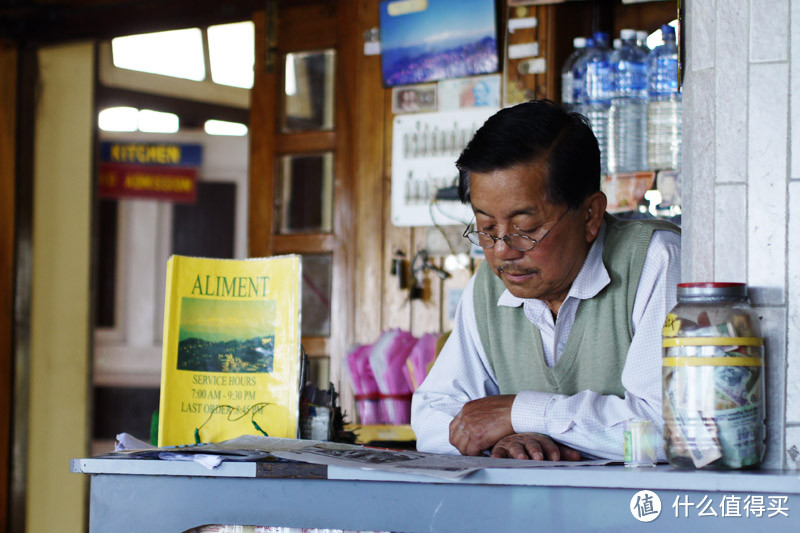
[469,160,592,303]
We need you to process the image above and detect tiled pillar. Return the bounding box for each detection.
[685,0,795,468]
[788,0,800,469]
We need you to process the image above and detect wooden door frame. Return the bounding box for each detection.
[248,2,365,415]
[3,41,38,533]
[0,39,17,531]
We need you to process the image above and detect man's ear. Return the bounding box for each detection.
[584,192,607,243]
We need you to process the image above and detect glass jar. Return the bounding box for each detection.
[662,282,765,469]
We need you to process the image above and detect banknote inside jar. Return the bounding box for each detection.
[663,312,764,469]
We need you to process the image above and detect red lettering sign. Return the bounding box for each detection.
[98,162,197,203]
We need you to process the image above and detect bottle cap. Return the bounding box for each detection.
[593,31,609,46]
[677,282,747,301]
[574,37,587,48]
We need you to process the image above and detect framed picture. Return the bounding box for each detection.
[507,0,570,5]
[391,84,438,114]
[391,108,498,226]
[602,171,656,214]
[379,0,499,87]
[437,74,500,111]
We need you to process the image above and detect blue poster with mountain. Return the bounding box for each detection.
[379,0,499,87]
[177,298,276,373]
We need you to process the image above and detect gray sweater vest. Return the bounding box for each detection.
[473,214,679,397]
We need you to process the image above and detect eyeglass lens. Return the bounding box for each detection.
[468,232,534,251]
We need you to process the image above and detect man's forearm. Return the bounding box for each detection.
[511,389,664,460]
[449,395,515,455]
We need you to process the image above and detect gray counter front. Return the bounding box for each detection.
[71,457,800,532]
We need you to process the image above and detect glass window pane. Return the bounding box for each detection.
[94,199,118,328]
[282,49,336,132]
[99,107,138,132]
[276,153,334,234]
[301,254,332,337]
[208,21,255,89]
[112,28,205,81]
[204,120,248,136]
[307,357,330,390]
[92,386,159,442]
[137,109,179,133]
[172,182,236,259]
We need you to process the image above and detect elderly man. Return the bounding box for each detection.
[411,100,680,461]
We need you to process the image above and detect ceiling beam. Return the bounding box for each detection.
[0,0,265,44]
[95,85,250,129]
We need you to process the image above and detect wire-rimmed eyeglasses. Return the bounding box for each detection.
[462,208,570,252]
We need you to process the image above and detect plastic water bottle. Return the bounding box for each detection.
[636,30,650,56]
[581,32,612,175]
[561,37,587,110]
[647,24,682,170]
[571,37,594,108]
[608,29,648,173]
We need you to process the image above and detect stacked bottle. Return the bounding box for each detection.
[570,37,594,110]
[636,30,650,55]
[575,32,612,175]
[647,24,682,170]
[608,29,648,173]
[560,37,587,111]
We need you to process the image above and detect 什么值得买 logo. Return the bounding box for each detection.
[631,490,662,522]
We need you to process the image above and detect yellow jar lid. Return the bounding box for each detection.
[662,336,763,347]
[663,356,763,367]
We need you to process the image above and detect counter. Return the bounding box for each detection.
[72,456,800,532]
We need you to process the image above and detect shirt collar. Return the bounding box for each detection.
[497,220,610,309]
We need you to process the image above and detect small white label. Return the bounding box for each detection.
[387,0,428,16]
[508,17,538,33]
[364,41,381,56]
[508,42,539,59]
[518,57,546,75]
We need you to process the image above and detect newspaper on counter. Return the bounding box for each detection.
[197,435,612,479]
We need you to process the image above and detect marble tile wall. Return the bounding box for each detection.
[715,0,747,185]
[685,0,796,468]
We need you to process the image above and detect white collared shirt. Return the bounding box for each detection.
[410,222,681,460]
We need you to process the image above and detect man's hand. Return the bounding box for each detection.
[491,433,581,461]
[449,395,516,456]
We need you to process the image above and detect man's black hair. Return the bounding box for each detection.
[455,99,600,209]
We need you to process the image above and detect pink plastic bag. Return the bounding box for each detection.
[345,343,383,425]
[368,329,417,424]
[403,333,437,390]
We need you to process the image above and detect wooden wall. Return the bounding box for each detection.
[352,3,471,347]
[0,39,17,531]
[345,2,678,426]
[353,1,564,347]
[352,0,387,346]
[249,0,679,420]
[352,0,677,344]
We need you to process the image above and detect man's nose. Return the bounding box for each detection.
[492,236,522,260]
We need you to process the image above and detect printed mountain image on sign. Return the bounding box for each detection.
[176,297,276,373]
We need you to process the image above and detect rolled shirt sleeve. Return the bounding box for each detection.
[411,276,498,454]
